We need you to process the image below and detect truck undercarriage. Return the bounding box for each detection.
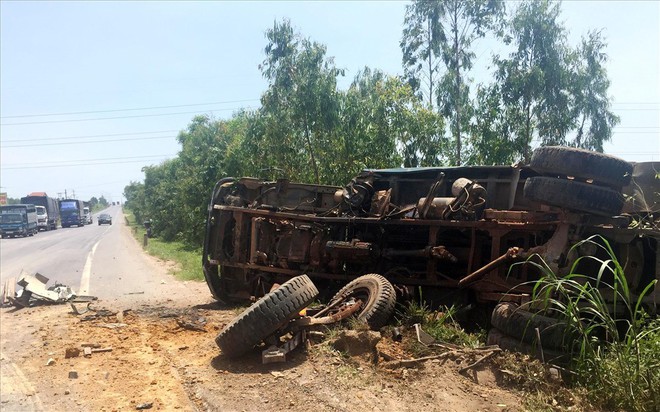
[203,147,659,316]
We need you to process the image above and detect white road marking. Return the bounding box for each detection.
[79,240,100,295]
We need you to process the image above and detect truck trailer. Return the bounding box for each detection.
[20,192,59,230]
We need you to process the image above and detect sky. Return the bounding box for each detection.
[1,1,658,203]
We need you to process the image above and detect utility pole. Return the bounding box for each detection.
[64,189,68,199]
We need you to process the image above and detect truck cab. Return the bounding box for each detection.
[35,206,48,231]
[82,207,92,225]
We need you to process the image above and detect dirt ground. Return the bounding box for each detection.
[1,256,577,412]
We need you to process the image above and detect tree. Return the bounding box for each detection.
[255,19,343,184]
[570,30,620,151]
[494,0,574,163]
[401,0,505,165]
[401,1,444,109]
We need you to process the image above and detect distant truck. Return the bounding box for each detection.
[59,199,85,227]
[20,192,59,230]
[0,204,38,238]
[82,206,93,225]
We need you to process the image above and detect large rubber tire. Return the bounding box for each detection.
[215,274,319,358]
[524,176,625,216]
[490,303,568,350]
[530,146,633,188]
[329,274,396,330]
[487,328,568,364]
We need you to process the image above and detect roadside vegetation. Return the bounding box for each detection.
[521,236,659,412]
[124,210,202,282]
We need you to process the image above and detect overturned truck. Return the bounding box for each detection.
[203,147,659,321]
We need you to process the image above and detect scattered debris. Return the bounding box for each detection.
[175,317,207,332]
[2,271,96,308]
[68,371,78,379]
[136,402,153,410]
[95,323,127,329]
[65,348,81,359]
[45,358,55,366]
[1,277,16,307]
[381,345,502,370]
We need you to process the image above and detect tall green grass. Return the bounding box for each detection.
[521,235,659,412]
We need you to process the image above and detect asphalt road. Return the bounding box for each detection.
[0,206,180,302]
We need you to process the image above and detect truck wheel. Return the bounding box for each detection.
[530,146,633,188]
[215,274,319,358]
[328,274,397,330]
[524,176,625,216]
[490,303,568,351]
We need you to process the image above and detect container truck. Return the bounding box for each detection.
[59,199,85,228]
[20,192,59,230]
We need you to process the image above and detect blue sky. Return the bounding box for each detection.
[1,1,658,202]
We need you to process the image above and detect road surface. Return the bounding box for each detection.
[0,206,194,303]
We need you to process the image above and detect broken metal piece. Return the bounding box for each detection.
[262,330,305,364]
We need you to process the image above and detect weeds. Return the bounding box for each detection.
[396,295,485,349]
[520,235,659,412]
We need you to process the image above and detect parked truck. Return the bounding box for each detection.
[59,199,85,228]
[20,192,59,230]
[0,204,38,238]
[203,147,659,320]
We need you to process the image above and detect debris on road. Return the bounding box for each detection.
[135,402,153,410]
[2,271,96,308]
[95,323,127,329]
[175,317,207,332]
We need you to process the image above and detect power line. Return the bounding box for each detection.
[2,154,175,167]
[1,129,179,143]
[0,99,260,119]
[0,106,257,126]
[2,158,172,170]
[2,135,175,148]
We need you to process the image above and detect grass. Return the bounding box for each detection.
[124,209,204,282]
[519,235,659,412]
[396,296,485,352]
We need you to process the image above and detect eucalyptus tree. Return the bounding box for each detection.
[257,19,343,184]
[401,1,444,109]
[570,30,620,151]
[494,0,574,162]
[401,0,504,165]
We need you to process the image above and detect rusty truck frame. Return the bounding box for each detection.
[203,147,659,316]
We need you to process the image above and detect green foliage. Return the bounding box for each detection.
[125,209,202,281]
[397,299,484,349]
[401,0,505,165]
[474,0,619,164]
[521,236,659,412]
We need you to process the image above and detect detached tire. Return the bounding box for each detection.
[215,275,318,358]
[531,146,633,188]
[524,176,625,216]
[491,303,568,350]
[329,274,396,330]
